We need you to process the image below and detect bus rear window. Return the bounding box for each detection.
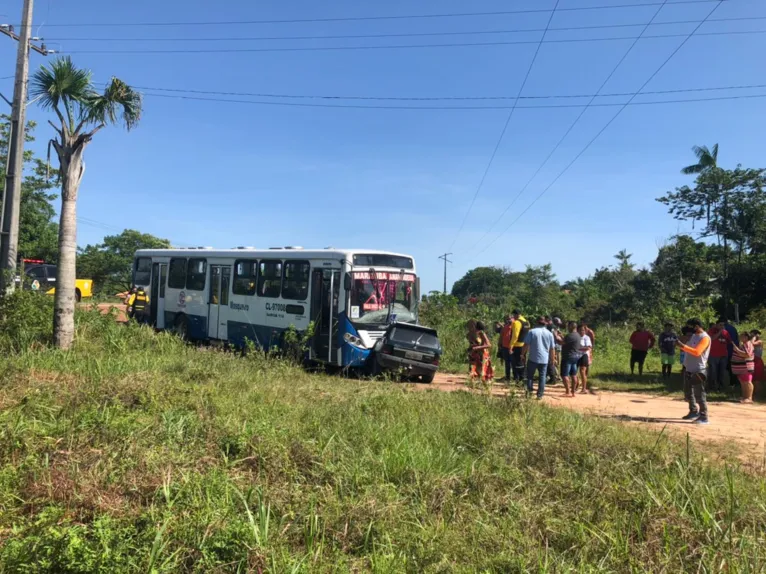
[352,254,413,269]
[134,257,152,286]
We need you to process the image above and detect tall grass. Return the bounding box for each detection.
[1,305,766,571]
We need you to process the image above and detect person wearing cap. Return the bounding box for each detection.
[676,318,712,425]
[126,285,150,324]
[522,316,555,399]
[509,309,529,382]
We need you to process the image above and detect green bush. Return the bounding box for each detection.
[0,290,54,352]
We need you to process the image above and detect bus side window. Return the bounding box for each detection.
[233,259,257,296]
[257,260,282,298]
[282,261,309,300]
[186,258,207,291]
[168,258,187,289]
[134,257,152,286]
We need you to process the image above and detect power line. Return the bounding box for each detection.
[469,0,727,263]
[15,1,725,27]
[137,90,766,109]
[102,81,766,102]
[462,0,673,255]
[42,16,766,42]
[449,0,562,251]
[60,29,766,54]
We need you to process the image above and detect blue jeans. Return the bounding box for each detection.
[526,361,548,398]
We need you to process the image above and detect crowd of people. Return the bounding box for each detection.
[466,312,763,424]
[466,311,595,400]
[627,318,763,407]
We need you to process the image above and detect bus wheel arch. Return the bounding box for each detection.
[75,288,82,303]
[173,313,189,340]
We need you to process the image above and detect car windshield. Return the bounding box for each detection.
[349,272,417,325]
[389,326,439,350]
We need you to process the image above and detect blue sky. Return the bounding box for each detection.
[1,0,764,294]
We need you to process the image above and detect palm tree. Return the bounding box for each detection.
[682,144,720,228]
[31,57,142,349]
[614,249,633,270]
[681,143,719,176]
[681,143,731,308]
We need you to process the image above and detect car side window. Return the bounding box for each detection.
[26,266,46,279]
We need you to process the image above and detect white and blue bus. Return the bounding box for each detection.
[132,247,419,368]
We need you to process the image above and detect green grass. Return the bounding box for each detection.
[2,310,766,571]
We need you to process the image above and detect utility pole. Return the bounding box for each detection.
[438,253,452,295]
[0,0,50,290]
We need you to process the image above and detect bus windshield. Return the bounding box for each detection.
[349,272,417,325]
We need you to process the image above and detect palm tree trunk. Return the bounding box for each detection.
[53,144,85,349]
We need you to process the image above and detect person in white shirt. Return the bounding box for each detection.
[576,324,593,394]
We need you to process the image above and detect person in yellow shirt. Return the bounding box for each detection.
[509,309,530,382]
[126,286,150,323]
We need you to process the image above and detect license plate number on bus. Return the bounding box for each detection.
[405,351,423,360]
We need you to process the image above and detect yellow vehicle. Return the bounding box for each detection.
[21,260,93,302]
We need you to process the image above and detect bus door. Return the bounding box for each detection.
[208,265,231,340]
[310,269,340,362]
[150,263,168,328]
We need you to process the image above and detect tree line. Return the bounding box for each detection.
[446,145,766,326]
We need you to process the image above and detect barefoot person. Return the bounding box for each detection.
[469,321,494,386]
[577,324,593,394]
[560,321,581,397]
[677,318,711,425]
[732,332,755,403]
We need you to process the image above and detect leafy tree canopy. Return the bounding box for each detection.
[0,116,59,262]
[77,229,170,294]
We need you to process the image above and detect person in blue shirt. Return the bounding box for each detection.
[522,316,556,399]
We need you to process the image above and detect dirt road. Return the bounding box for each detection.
[426,373,766,464]
[94,302,127,322]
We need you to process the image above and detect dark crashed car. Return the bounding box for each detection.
[374,323,442,383]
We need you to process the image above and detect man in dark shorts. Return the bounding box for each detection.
[629,322,655,377]
[659,323,678,378]
[559,321,581,397]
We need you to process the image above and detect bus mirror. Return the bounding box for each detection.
[416,277,421,300]
[344,273,351,291]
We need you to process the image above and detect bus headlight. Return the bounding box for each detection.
[343,333,367,350]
